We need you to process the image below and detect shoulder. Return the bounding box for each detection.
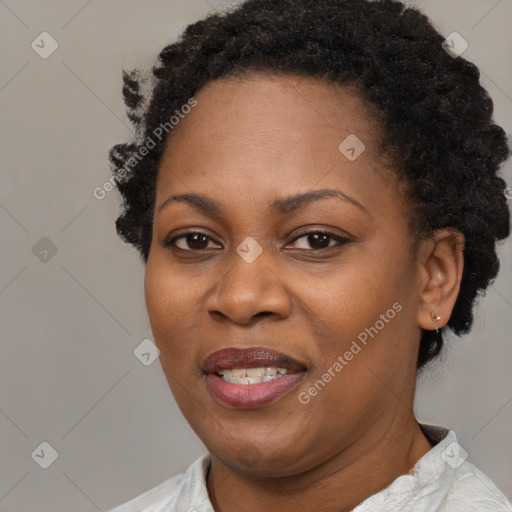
[354,424,511,512]
[105,453,211,512]
[418,423,512,511]
[440,461,512,511]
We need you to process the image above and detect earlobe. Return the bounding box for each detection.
[430,311,442,334]
[416,228,465,331]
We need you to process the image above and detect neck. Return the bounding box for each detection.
[207,412,433,512]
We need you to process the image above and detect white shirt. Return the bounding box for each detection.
[107,424,511,511]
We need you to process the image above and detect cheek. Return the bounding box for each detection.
[144,260,171,334]
[307,245,418,370]
[307,254,401,325]
[144,251,206,324]
[144,254,229,385]
[144,257,197,359]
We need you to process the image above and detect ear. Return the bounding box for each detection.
[416,228,465,331]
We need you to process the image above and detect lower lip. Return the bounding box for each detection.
[205,372,305,408]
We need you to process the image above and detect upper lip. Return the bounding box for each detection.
[202,347,306,374]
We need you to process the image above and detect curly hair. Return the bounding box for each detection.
[109,0,511,370]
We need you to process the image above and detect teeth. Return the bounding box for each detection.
[218,366,290,384]
[246,367,266,377]
[229,369,246,378]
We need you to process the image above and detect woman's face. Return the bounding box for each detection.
[144,73,427,476]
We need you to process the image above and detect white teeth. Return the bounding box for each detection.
[218,366,291,384]
[245,367,266,377]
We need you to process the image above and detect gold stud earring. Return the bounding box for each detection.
[431,312,441,333]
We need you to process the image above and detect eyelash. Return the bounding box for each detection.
[163,229,351,253]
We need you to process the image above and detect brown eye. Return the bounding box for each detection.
[289,231,351,251]
[164,231,220,251]
[181,233,209,250]
[304,232,330,249]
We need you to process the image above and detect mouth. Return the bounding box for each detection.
[217,366,292,385]
[202,346,307,408]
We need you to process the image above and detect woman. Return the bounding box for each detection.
[107,0,511,510]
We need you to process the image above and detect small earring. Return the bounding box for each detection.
[431,312,441,333]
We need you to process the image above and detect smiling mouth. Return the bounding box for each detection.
[217,366,293,384]
[202,346,307,408]
[202,346,306,376]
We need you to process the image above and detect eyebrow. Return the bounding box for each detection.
[157,188,368,216]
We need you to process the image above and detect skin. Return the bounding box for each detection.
[144,72,465,512]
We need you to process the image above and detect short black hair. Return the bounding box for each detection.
[109,0,511,370]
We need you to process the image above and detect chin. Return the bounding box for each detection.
[204,426,312,477]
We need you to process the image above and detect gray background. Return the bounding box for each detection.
[0,0,510,510]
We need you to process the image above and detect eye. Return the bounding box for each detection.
[163,229,351,253]
[164,231,221,251]
[286,230,351,251]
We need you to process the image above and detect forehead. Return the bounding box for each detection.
[155,72,399,219]
[165,72,383,156]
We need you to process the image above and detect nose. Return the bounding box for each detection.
[205,247,292,325]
